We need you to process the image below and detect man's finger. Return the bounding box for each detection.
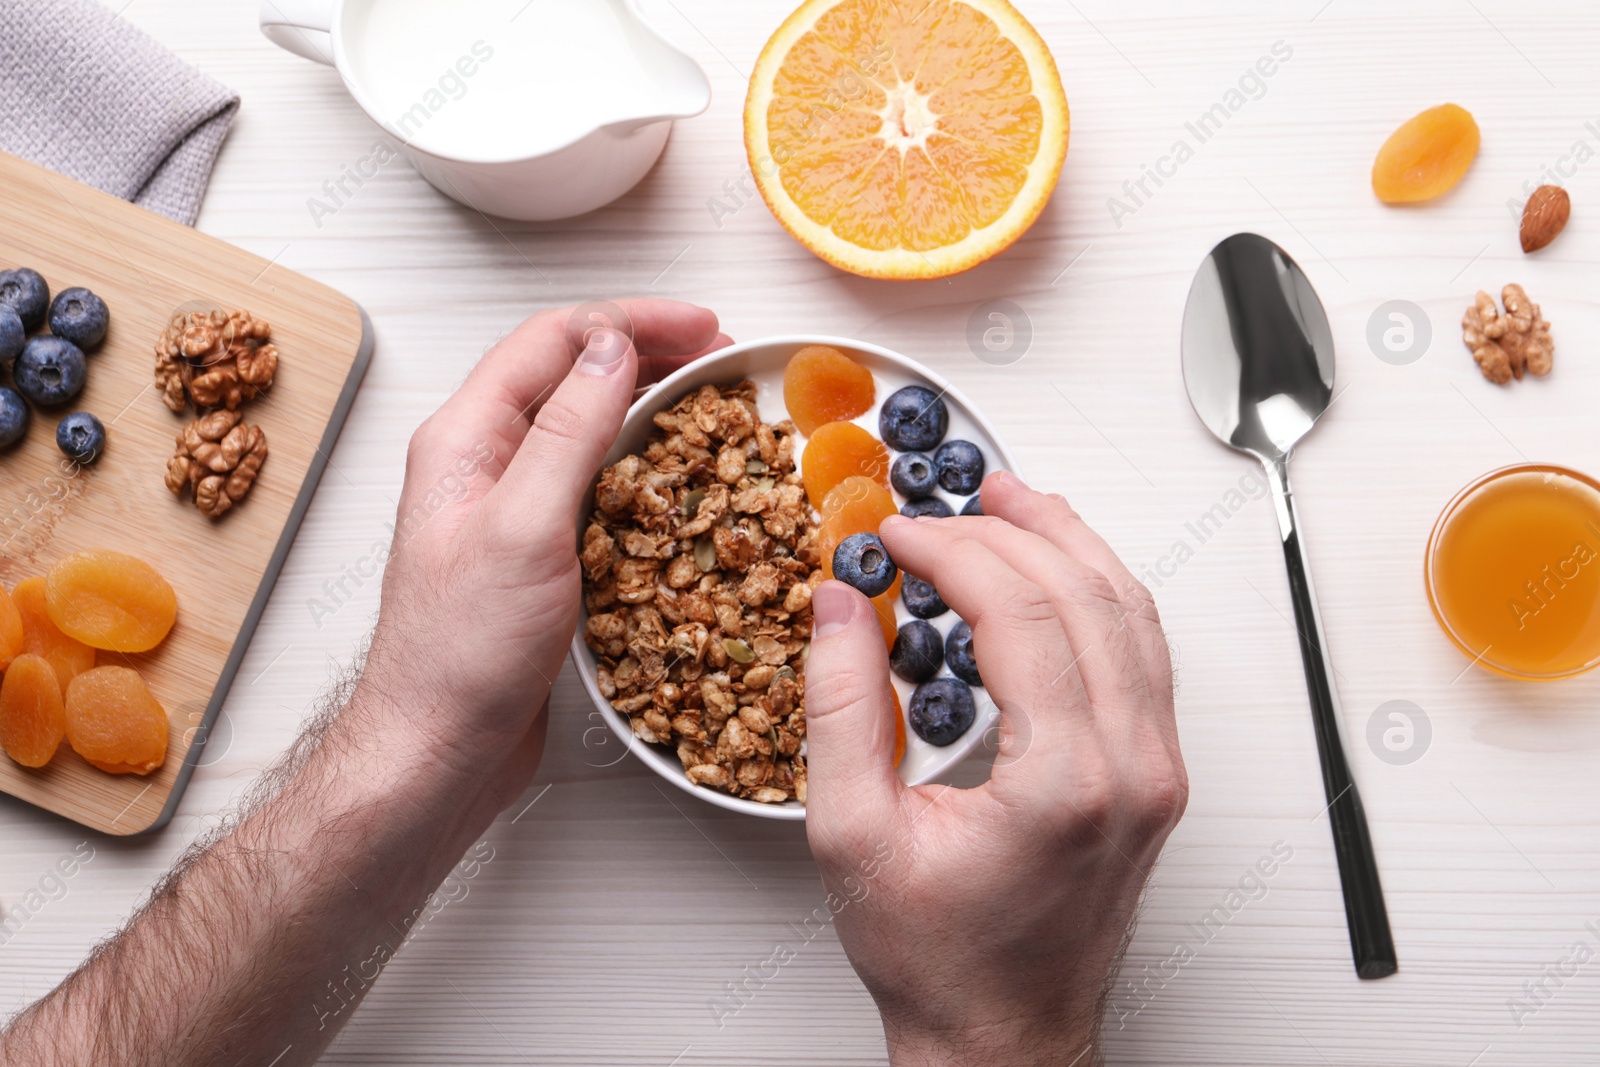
[878,515,1086,710]
[803,581,904,842]
[979,471,1155,620]
[426,301,720,470]
[608,299,723,356]
[489,298,721,414]
[948,514,1151,720]
[638,331,735,388]
[482,327,640,546]
[401,301,720,519]
[945,511,1183,792]
[878,515,1100,795]
[979,472,1175,718]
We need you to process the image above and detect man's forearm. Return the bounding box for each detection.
[0,685,500,1067]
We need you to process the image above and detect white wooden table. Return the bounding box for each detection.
[6,1,1600,1062]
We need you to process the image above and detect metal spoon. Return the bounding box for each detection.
[1181,232,1397,980]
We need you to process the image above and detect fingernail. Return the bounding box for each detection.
[812,581,854,639]
[577,328,628,375]
[994,470,1024,489]
[881,514,914,533]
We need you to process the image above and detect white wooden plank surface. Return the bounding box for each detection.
[5,1,1600,1063]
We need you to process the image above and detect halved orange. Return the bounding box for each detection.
[745,0,1069,280]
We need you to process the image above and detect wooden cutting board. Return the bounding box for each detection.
[0,152,371,835]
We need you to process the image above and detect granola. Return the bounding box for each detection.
[582,382,819,804]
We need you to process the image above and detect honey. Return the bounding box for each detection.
[1426,465,1600,679]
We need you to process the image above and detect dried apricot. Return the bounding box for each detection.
[783,345,875,435]
[46,550,177,653]
[12,577,95,690]
[0,654,66,768]
[819,476,897,574]
[869,587,901,653]
[818,476,901,651]
[0,585,23,670]
[64,665,168,775]
[1372,103,1480,204]
[802,421,890,508]
[890,687,906,768]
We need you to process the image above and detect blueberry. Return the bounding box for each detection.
[48,288,109,350]
[832,531,897,598]
[901,574,948,619]
[879,385,948,452]
[0,268,49,332]
[909,678,977,746]
[0,306,23,366]
[56,411,106,465]
[945,619,982,686]
[0,387,29,449]
[961,494,983,516]
[890,620,943,683]
[890,451,938,499]
[900,497,952,519]
[934,439,984,495]
[14,336,88,407]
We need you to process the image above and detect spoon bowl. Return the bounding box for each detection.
[1181,232,1335,461]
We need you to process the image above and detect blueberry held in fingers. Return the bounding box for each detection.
[900,497,952,519]
[0,306,24,366]
[832,532,898,598]
[909,677,976,746]
[934,439,984,494]
[890,451,938,499]
[48,288,109,350]
[0,387,29,449]
[901,574,948,619]
[0,268,49,332]
[879,385,948,452]
[56,411,106,465]
[891,620,944,683]
[14,337,87,407]
[961,493,983,516]
[945,619,982,686]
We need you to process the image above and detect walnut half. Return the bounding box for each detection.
[1462,283,1554,384]
[155,310,278,412]
[166,409,269,518]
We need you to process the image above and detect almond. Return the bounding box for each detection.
[1520,184,1571,253]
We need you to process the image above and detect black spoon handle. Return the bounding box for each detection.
[1267,456,1398,980]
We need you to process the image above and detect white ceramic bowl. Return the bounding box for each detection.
[570,336,1021,819]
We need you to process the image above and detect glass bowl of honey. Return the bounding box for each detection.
[1426,464,1600,680]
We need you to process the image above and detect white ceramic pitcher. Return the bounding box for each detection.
[260,0,711,220]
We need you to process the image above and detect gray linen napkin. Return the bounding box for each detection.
[0,0,239,226]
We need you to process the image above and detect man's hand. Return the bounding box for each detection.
[803,470,1188,1066]
[352,300,729,811]
[0,300,729,1067]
